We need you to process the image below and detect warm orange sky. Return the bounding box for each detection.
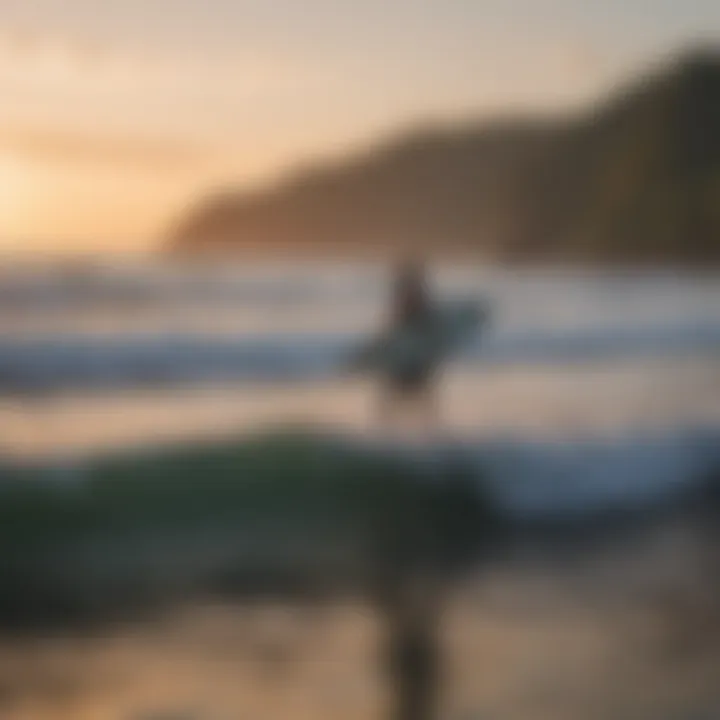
[0,0,717,254]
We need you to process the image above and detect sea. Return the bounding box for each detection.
[1,259,719,720]
[1,259,719,519]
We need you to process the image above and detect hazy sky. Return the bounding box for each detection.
[0,0,717,252]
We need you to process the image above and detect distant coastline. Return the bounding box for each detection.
[167,48,720,267]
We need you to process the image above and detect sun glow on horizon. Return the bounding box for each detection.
[0,0,716,254]
[0,152,37,245]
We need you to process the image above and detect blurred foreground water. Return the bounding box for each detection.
[0,261,719,719]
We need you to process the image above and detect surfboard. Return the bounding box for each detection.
[347,297,491,379]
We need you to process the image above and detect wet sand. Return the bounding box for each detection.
[0,537,718,720]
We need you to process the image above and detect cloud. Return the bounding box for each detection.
[0,25,327,92]
[0,27,112,71]
[0,122,215,172]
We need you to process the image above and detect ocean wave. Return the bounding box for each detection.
[9,426,719,524]
[1,425,717,630]
[1,320,719,393]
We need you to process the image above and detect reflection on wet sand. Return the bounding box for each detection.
[1,544,718,720]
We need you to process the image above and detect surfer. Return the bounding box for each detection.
[379,258,439,426]
[348,257,490,431]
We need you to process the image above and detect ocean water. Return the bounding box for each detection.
[1,262,719,720]
[1,261,719,521]
[1,262,720,387]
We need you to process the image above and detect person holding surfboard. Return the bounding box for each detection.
[380,258,439,425]
[349,258,490,430]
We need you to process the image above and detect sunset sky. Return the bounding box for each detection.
[0,0,717,254]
